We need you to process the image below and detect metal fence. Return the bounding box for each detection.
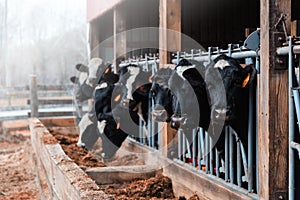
[117,38,300,199]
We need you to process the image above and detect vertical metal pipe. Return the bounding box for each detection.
[182,131,186,162]
[255,57,259,193]
[225,126,229,181]
[216,148,220,177]
[139,117,143,144]
[210,137,214,174]
[178,129,182,160]
[237,140,242,186]
[288,37,295,200]
[205,131,209,173]
[151,98,155,148]
[192,129,197,167]
[248,80,254,192]
[200,128,205,168]
[229,128,235,184]
[198,128,202,170]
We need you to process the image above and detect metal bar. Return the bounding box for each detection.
[178,129,182,160]
[183,131,186,162]
[292,89,300,132]
[248,77,254,192]
[240,141,249,183]
[210,137,214,174]
[205,131,209,173]
[119,59,160,67]
[151,98,155,148]
[225,127,229,181]
[288,37,295,200]
[200,128,205,166]
[276,44,300,55]
[229,128,235,184]
[198,128,202,170]
[139,117,143,144]
[192,129,197,167]
[216,148,220,177]
[291,141,300,159]
[237,140,242,186]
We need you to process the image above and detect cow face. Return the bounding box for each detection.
[151,68,174,122]
[205,55,255,124]
[86,58,103,86]
[168,59,209,131]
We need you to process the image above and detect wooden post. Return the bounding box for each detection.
[159,0,181,66]
[158,0,181,155]
[258,0,291,199]
[30,75,38,117]
[113,5,126,73]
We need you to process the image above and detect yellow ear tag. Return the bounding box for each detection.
[116,122,120,130]
[148,75,153,83]
[104,68,110,74]
[242,73,251,88]
[114,94,121,102]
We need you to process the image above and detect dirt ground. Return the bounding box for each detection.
[49,127,201,200]
[0,129,39,200]
[0,122,201,200]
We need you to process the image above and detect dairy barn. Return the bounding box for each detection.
[1,0,300,199]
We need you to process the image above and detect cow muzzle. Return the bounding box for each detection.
[120,98,130,108]
[152,109,168,122]
[212,108,231,122]
[170,114,187,130]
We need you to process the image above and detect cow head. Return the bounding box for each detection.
[168,59,209,131]
[205,55,256,125]
[151,68,174,122]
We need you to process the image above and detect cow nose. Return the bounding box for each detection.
[152,109,167,122]
[213,108,228,121]
[121,98,130,108]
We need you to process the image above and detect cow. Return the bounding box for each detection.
[205,54,257,152]
[151,68,175,123]
[94,64,152,158]
[75,60,118,150]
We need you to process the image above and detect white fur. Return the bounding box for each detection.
[214,59,231,70]
[125,67,140,100]
[97,120,106,134]
[95,82,108,90]
[176,65,195,80]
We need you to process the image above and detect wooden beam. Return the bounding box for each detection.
[159,0,181,66]
[113,5,127,72]
[258,0,291,199]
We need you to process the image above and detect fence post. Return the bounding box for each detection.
[30,75,38,117]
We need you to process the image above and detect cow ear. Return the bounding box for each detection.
[70,76,78,84]
[76,64,89,73]
[241,65,256,88]
[242,73,251,88]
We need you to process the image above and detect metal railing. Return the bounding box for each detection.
[117,39,300,199]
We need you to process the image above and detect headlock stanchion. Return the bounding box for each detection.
[117,36,300,199]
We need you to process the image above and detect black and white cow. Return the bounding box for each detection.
[205,54,256,150]
[75,60,118,150]
[168,59,211,133]
[151,68,175,123]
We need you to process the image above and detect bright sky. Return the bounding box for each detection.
[2,0,87,45]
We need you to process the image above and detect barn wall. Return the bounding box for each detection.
[181,0,260,50]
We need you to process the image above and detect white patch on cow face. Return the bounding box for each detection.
[214,59,231,70]
[176,65,195,80]
[88,58,103,79]
[97,120,106,134]
[95,82,108,90]
[125,67,140,100]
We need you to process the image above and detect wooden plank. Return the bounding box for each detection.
[86,165,162,185]
[39,117,77,127]
[28,118,113,200]
[258,0,291,199]
[113,5,127,72]
[159,0,181,66]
